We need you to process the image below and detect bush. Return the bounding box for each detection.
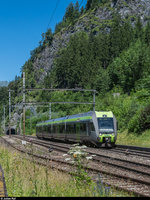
[128,104,150,134]
[139,104,150,132]
[128,111,141,133]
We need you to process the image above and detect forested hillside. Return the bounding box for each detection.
[0,0,150,137]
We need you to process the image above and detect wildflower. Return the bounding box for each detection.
[73,154,77,158]
[86,156,93,160]
[65,158,71,161]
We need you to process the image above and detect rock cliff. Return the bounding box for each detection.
[31,0,150,83]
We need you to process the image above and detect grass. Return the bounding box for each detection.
[0,144,132,197]
[116,129,150,148]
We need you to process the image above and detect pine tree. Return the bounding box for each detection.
[74,1,80,19]
[86,0,93,10]
[110,13,122,58]
[120,19,134,51]
[134,16,143,40]
[80,6,84,15]
[86,0,100,10]
[144,21,150,45]
[63,2,75,24]
[43,28,53,47]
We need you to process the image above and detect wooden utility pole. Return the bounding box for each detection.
[8,90,12,138]
[3,105,5,134]
[93,90,96,112]
[23,72,26,138]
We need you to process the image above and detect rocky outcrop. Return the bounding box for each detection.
[32,0,150,84]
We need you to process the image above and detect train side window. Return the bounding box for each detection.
[76,123,80,135]
[80,123,86,135]
[62,124,65,133]
[74,124,76,134]
[51,124,53,133]
[90,123,95,131]
[48,125,51,133]
[53,125,56,134]
[66,124,70,134]
[54,124,58,134]
[45,126,48,133]
[43,125,46,132]
[71,124,75,134]
[40,126,42,132]
[59,124,64,134]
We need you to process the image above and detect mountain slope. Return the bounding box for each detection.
[25,0,150,84]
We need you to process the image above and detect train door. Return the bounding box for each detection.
[76,123,80,141]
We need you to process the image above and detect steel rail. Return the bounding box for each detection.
[1,136,150,197]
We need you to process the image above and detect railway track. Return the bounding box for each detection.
[112,145,150,159]
[1,135,150,197]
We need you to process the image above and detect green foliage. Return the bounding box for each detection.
[25,112,49,135]
[128,104,150,134]
[86,0,108,10]
[144,21,150,45]
[0,1,150,137]
[30,28,53,61]
[128,110,141,133]
[64,144,95,188]
[51,31,112,93]
[110,13,134,59]
[139,105,150,132]
[134,16,143,40]
[96,89,140,131]
[62,1,81,26]
[108,40,150,92]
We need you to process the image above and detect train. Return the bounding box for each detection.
[36,111,117,147]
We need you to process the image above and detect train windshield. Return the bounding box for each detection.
[98,118,114,132]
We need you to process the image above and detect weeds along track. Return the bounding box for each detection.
[1,135,150,197]
[0,165,8,197]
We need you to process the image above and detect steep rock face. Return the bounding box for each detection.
[32,0,150,83]
[114,0,150,23]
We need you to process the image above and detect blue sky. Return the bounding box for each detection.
[0,0,86,82]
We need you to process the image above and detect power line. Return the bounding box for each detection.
[47,0,85,31]
[79,0,84,9]
[47,0,61,30]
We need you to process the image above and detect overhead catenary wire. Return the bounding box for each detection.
[47,0,61,30]
[46,0,85,31]
[79,0,84,9]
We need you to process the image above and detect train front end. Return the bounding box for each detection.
[95,111,117,147]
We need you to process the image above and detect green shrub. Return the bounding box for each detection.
[128,111,141,133]
[128,104,150,134]
[139,104,150,132]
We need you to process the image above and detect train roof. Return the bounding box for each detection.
[36,111,93,126]
[95,111,113,118]
[36,111,113,126]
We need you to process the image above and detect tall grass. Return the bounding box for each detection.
[116,129,150,147]
[0,144,132,197]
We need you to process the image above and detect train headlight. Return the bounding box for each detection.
[99,133,102,136]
